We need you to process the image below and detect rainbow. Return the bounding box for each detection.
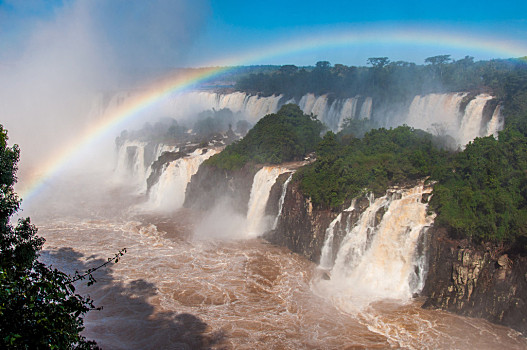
[18,28,527,202]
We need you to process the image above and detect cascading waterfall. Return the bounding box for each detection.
[359,97,372,120]
[146,148,219,211]
[486,104,504,137]
[166,91,373,131]
[246,166,289,238]
[115,140,148,184]
[143,144,179,183]
[109,90,501,150]
[167,91,283,124]
[272,173,294,230]
[459,94,494,145]
[337,99,358,131]
[298,94,372,130]
[405,93,466,138]
[103,90,501,144]
[404,93,502,146]
[314,183,435,311]
[319,199,356,270]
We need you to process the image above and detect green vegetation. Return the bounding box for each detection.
[0,125,125,349]
[296,120,527,250]
[204,104,324,170]
[297,126,448,208]
[430,122,527,250]
[234,56,527,250]
[235,56,527,105]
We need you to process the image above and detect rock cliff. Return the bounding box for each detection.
[422,227,527,335]
[186,160,527,335]
[263,180,337,262]
[184,163,259,215]
[264,177,527,335]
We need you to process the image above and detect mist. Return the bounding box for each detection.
[0,0,210,203]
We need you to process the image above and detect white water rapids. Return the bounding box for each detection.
[246,166,289,238]
[24,161,527,349]
[313,185,434,310]
[146,148,219,211]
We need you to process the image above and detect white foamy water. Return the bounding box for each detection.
[246,166,289,237]
[146,148,219,211]
[105,90,501,146]
[115,140,148,185]
[26,171,527,350]
[404,93,501,147]
[314,184,436,310]
[272,172,293,230]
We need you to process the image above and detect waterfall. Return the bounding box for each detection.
[115,140,148,184]
[272,173,294,230]
[298,93,318,114]
[487,104,504,137]
[246,166,289,238]
[109,91,501,148]
[314,184,435,311]
[144,144,179,182]
[404,93,501,146]
[319,199,356,270]
[337,99,358,131]
[405,93,465,139]
[146,148,219,211]
[359,97,372,120]
[319,213,343,270]
[167,91,283,125]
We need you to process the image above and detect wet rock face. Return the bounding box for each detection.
[146,151,186,192]
[423,227,527,335]
[184,163,259,215]
[263,178,527,335]
[263,181,338,263]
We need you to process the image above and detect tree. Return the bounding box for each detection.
[315,61,331,70]
[205,104,324,170]
[279,65,298,75]
[425,55,452,66]
[367,57,390,68]
[0,125,105,349]
[425,55,452,80]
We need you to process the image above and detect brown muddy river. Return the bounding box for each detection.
[29,181,527,350]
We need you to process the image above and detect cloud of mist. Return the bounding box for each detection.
[0,0,210,194]
[193,198,250,241]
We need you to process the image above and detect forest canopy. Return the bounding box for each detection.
[235,56,527,106]
[204,104,324,170]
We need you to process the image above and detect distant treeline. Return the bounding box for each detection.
[235,56,527,108]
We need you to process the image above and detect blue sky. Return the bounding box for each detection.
[1,0,526,194]
[1,0,527,68]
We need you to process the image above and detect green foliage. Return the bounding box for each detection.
[0,125,105,349]
[430,123,527,249]
[205,104,324,170]
[234,57,527,107]
[298,125,448,209]
[300,117,527,250]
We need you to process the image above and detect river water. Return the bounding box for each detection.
[26,174,527,350]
